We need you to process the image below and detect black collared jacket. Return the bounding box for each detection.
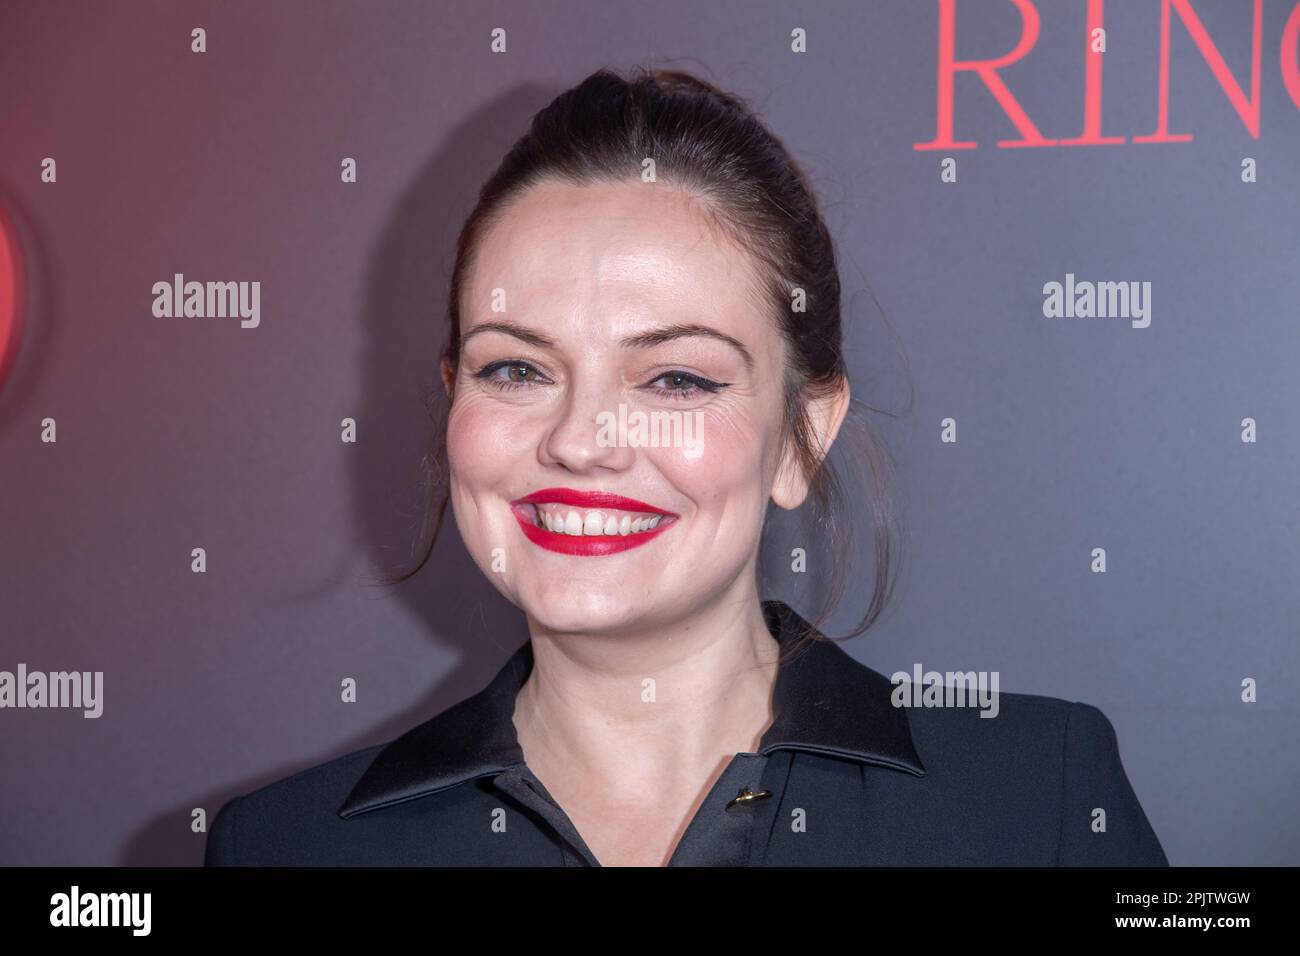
[205,601,1169,866]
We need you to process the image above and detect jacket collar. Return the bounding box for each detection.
[338,600,925,818]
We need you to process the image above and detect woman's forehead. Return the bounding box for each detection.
[470,180,764,303]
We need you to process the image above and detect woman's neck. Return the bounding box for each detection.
[512,593,781,793]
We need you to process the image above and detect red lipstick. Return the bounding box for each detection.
[509,487,678,556]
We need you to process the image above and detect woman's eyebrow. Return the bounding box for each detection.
[619,324,754,371]
[461,321,555,349]
[461,320,754,372]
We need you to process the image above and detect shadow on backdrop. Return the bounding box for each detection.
[124,83,556,865]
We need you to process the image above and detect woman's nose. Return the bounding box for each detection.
[540,383,636,474]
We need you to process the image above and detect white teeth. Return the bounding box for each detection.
[528,503,669,537]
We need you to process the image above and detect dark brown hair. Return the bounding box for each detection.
[386,65,906,664]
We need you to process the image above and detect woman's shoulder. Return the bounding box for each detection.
[900,688,1136,787]
[205,651,530,865]
[204,743,387,866]
[900,687,1130,762]
[894,689,1169,865]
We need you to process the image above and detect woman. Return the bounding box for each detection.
[205,67,1168,867]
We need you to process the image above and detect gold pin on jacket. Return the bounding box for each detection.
[725,787,773,810]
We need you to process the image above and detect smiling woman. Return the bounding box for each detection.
[205,65,1168,868]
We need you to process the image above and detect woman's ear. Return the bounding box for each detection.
[770,377,851,510]
[440,357,455,401]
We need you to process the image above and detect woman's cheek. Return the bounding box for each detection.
[446,397,527,559]
[674,401,768,477]
[654,403,771,523]
[447,394,535,482]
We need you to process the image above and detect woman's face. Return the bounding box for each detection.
[444,178,809,635]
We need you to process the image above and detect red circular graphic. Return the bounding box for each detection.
[0,204,24,393]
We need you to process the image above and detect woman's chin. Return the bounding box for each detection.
[518,590,655,635]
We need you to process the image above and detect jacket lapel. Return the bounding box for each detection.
[338,600,923,819]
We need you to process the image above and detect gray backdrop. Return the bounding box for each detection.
[1,0,1297,865]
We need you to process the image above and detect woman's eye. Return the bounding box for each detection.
[473,360,549,391]
[645,370,730,400]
